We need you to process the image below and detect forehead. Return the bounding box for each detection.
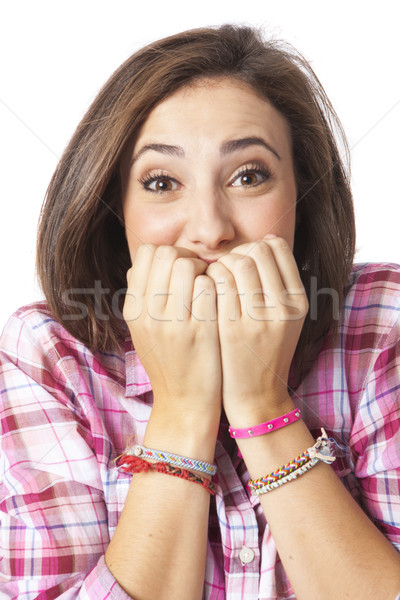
[134,77,292,153]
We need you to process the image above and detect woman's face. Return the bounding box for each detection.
[122,78,297,262]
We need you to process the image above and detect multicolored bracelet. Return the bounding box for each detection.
[248,428,335,495]
[124,445,217,476]
[250,458,320,495]
[249,450,311,490]
[229,408,301,439]
[117,454,217,495]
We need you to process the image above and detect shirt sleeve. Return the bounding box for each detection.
[350,314,400,552]
[0,312,131,599]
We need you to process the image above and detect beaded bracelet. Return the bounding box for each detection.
[117,454,217,495]
[248,428,335,495]
[229,408,301,439]
[126,445,217,476]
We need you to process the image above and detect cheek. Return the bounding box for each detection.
[124,206,182,256]
[241,199,296,250]
[275,207,296,251]
[269,184,297,250]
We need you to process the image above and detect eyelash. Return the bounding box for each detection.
[138,170,179,194]
[231,162,273,187]
[138,162,273,193]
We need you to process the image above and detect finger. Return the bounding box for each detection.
[124,245,157,324]
[128,244,157,298]
[190,274,217,323]
[145,247,207,314]
[169,258,210,321]
[207,261,241,322]
[216,253,263,315]
[173,246,203,260]
[262,237,308,318]
[231,240,285,302]
[260,236,304,292]
[145,245,180,315]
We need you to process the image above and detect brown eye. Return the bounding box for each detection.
[140,174,180,193]
[152,178,173,192]
[239,173,259,186]
[231,167,271,188]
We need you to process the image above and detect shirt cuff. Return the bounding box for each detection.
[80,555,134,599]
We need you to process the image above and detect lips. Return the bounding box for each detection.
[199,257,220,265]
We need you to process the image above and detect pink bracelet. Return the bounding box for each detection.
[228,408,301,439]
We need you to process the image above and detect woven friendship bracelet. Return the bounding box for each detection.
[250,458,320,495]
[126,445,217,476]
[248,428,336,495]
[249,450,311,489]
[117,454,217,495]
[229,408,301,439]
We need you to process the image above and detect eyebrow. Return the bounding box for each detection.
[131,136,281,164]
[131,143,184,164]
[220,137,281,160]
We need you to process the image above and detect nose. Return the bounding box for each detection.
[183,189,235,251]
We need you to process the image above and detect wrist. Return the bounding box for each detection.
[144,406,220,464]
[225,391,296,430]
[236,419,316,481]
[229,407,301,439]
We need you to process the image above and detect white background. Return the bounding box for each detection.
[1,0,399,332]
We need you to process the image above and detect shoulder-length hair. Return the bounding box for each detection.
[37,24,355,379]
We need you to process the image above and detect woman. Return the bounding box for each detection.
[1,24,399,600]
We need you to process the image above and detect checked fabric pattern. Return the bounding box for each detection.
[1,263,400,599]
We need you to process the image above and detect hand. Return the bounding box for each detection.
[123,244,222,428]
[207,236,308,424]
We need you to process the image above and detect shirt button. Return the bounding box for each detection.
[239,546,255,565]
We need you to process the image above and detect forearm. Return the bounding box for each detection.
[105,412,218,600]
[237,404,400,600]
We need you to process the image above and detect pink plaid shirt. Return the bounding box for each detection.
[1,263,400,599]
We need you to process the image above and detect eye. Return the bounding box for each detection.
[138,172,180,193]
[230,164,272,188]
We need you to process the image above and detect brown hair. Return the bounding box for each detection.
[36,24,355,380]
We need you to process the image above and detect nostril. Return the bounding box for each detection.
[185,211,235,250]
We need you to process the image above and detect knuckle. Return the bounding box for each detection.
[136,243,156,257]
[123,293,142,322]
[235,255,255,271]
[228,242,253,255]
[223,271,237,291]
[270,237,291,253]
[216,253,235,269]
[155,245,178,261]
[293,288,309,310]
[299,296,309,316]
[252,240,273,257]
[173,256,194,275]
[195,274,214,291]
[206,261,224,277]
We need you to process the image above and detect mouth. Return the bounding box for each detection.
[199,257,219,265]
